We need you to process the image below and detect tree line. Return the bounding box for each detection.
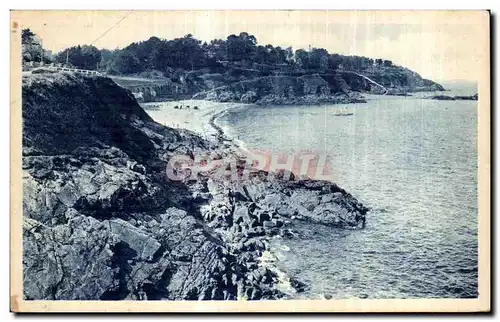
[23,29,394,74]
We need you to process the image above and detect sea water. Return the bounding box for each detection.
[217,82,478,299]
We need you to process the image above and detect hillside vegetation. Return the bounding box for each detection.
[25,30,444,103]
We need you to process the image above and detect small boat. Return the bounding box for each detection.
[332,106,354,116]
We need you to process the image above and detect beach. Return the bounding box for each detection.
[141,99,248,142]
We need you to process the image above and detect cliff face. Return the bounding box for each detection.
[188,68,443,105]
[117,64,445,104]
[348,66,445,93]
[193,74,366,105]
[23,73,157,161]
[22,73,367,300]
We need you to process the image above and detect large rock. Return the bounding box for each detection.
[22,156,167,224]
[23,213,118,300]
[235,179,368,229]
[242,182,267,201]
[108,219,161,260]
[128,207,249,301]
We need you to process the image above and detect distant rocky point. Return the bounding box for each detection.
[428,93,478,101]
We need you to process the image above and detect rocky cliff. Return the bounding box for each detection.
[118,64,445,104]
[22,72,368,300]
[190,69,443,105]
[339,67,445,94]
[192,74,366,105]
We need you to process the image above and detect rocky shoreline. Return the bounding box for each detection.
[427,93,478,101]
[22,73,368,300]
[191,74,371,106]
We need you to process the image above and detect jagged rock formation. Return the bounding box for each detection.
[22,73,368,300]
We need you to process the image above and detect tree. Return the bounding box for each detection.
[254,45,269,64]
[124,36,162,70]
[205,38,227,62]
[109,50,142,74]
[22,28,43,62]
[22,29,36,43]
[80,45,102,70]
[309,48,329,69]
[383,59,393,67]
[149,42,169,72]
[56,45,102,70]
[295,49,310,68]
[99,49,117,71]
[161,34,207,70]
[226,32,257,62]
[270,46,287,65]
[327,54,343,70]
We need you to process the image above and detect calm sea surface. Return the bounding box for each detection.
[217,82,479,299]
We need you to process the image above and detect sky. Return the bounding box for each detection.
[12,10,489,81]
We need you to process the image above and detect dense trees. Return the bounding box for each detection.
[226,32,257,62]
[55,45,102,70]
[98,49,117,72]
[54,31,397,75]
[108,50,142,74]
[163,34,209,70]
[22,29,52,63]
[374,58,392,67]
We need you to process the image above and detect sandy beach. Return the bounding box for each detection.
[141,99,248,141]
